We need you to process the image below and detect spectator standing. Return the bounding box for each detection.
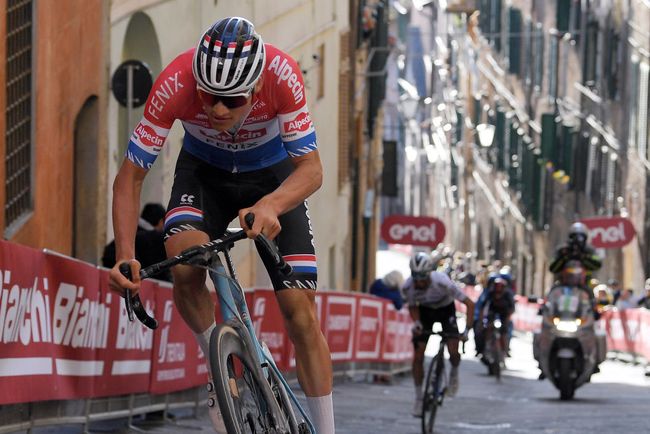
[637,279,650,309]
[369,270,405,310]
[615,289,636,311]
[102,203,170,282]
[609,279,622,304]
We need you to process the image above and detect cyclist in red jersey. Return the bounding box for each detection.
[108,17,334,434]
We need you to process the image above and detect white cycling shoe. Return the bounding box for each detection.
[206,382,227,434]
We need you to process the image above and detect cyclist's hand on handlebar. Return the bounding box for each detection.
[239,201,281,240]
[108,259,141,296]
[411,320,423,336]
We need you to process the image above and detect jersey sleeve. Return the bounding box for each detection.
[125,50,194,169]
[402,278,415,307]
[446,275,467,302]
[266,48,318,157]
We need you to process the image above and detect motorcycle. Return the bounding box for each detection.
[533,284,606,400]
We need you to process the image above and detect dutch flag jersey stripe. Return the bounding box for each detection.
[165,206,203,226]
[284,254,317,273]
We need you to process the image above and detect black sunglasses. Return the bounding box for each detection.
[197,87,252,109]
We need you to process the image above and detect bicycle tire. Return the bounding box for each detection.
[493,333,502,382]
[210,323,290,434]
[421,355,441,434]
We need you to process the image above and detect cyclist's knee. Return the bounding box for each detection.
[283,308,320,343]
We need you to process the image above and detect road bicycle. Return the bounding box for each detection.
[120,214,314,434]
[483,315,505,382]
[420,330,464,434]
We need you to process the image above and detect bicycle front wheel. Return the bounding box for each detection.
[210,324,290,434]
[421,355,442,434]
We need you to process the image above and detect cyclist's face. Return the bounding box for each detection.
[413,275,430,289]
[199,78,263,131]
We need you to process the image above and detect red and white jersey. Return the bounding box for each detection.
[127,44,317,173]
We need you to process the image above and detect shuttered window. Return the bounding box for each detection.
[508,8,522,75]
[533,23,544,92]
[338,31,351,191]
[548,35,558,101]
[5,0,34,231]
[628,55,640,150]
[638,62,649,161]
[556,0,571,33]
[583,20,599,86]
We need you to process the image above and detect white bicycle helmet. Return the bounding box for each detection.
[410,252,433,278]
[192,17,266,96]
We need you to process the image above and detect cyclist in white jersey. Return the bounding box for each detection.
[403,252,474,416]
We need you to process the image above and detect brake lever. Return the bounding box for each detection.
[119,262,158,329]
[244,212,293,276]
[119,263,135,321]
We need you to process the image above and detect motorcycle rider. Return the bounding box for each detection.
[404,252,474,416]
[549,222,601,277]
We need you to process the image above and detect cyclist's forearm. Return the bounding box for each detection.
[263,152,322,215]
[112,161,146,261]
[409,306,420,322]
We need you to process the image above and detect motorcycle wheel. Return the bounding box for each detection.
[558,358,575,400]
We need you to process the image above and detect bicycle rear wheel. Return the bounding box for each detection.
[210,324,290,434]
[421,355,442,434]
[266,361,301,432]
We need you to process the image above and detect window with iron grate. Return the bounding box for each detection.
[5,0,33,233]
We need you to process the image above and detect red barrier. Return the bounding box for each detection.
[600,309,650,359]
[150,282,207,394]
[0,240,417,405]
[512,295,543,333]
[96,268,154,397]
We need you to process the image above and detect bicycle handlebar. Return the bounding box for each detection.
[119,213,292,330]
[419,330,467,353]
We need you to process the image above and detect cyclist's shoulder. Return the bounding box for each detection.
[145,48,196,124]
[262,44,307,107]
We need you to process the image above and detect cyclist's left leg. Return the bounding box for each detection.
[259,199,334,434]
[439,303,461,395]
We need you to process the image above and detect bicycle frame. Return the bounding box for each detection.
[208,248,316,434]
[120,223,316,434]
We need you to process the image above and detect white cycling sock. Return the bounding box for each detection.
[306,393,335,434]
[195,322,217,379]
[415,383,423,400]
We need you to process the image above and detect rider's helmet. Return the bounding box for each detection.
[499,265,513,284]
[492,277,508,296]
[568,222,589,248]
[560,260,586,287]
[382,270,404,290]
[430,250,443,269]
[410,252,433,281]
[193,17,266,96]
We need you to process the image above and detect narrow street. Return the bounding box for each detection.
[98,332,649,434]
[332,333,649,433]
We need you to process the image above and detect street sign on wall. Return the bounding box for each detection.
[579,216,636,249]
[380,215,446,247]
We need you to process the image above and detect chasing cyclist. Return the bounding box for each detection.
[404,252,474,417]
[107,17,334,434]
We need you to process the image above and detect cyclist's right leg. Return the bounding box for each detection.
[163,150,237,433]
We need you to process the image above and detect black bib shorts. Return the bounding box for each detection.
[164,149,317,291]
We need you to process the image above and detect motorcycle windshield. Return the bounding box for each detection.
[545,286,592,320]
